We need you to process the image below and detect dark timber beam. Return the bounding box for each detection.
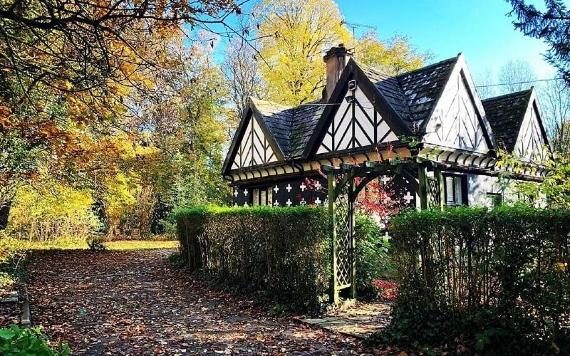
[349,177,356,299]
[418,164,429,210]
[435,167,445,210]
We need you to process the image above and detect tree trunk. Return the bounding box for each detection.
[0,201,11,230]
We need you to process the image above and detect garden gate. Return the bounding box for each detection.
[323,159,445,303]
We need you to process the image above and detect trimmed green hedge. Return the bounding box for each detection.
[381,206,570,354]
[174,206,329,312]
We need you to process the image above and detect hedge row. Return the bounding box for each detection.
[383,206,570,354]
[174,206,329,312]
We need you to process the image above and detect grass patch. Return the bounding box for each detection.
[104,240,179,250]
[0,237,179,251]
[2,238,87,251]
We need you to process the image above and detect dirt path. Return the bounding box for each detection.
[27,249,382,355]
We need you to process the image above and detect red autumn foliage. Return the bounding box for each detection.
[357,179,402,219]
[371,279,399,301]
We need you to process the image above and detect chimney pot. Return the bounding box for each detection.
[323,44,348,102]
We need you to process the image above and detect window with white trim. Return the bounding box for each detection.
[252,187,273,206]
[444,175,467,206]
[487,192,503,207]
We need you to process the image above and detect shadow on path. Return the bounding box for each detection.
[28,249,385,355]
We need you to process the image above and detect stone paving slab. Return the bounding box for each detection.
[301,301,392,339]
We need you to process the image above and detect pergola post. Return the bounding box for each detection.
[349,176,356,299]
[418,164,429,210]
[327,172,339,304]
[325,159,422,304]
[435,167,446,210]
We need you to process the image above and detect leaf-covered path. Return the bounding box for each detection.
[28,249,381,355]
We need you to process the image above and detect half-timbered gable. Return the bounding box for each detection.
[315,84,399,155]
[421,55,494,154]
[231,114,278,169]
[223,100,287,174]
[483,88,550,163]
[514,97,548,161]
[303,59,410,159]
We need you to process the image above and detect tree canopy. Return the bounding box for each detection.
[256,0,351,105]
[0,0,428,240]
[508,0,570,85]
[0,0,238,238]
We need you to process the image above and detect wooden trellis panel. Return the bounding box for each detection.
[327,172,356,304]
[427,177,441,209]
[325,160,444,304]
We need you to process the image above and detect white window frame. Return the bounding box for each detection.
[444,174,467,207]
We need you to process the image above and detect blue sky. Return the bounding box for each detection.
[335,0,556,80]
[212,0,563,82]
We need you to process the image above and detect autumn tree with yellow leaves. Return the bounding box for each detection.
[255,0,351,105]
[0,0,239,238]
[241,0,426,106]
[0,0,429,241]
[354,32,428,75]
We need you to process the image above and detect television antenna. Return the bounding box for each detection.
[340,20,377,39]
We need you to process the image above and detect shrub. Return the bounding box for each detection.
[354,213,395,298]
[0,325,70,355]
[0,235,28,294]
[371,279,399,301]
[175,206,329,313]
[167,251,186,269]
[378,206,570,354]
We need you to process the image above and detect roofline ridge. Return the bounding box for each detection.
[250,96,293,110]
[394,55,459,79]
[481,88,533,102]
[356,60,395,79]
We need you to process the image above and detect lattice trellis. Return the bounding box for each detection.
[324,160,444,304]
[334,183,352,288]
[427,177,441,209]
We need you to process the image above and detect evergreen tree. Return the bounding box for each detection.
[508,0,570,85]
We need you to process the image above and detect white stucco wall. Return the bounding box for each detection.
[467,174,502,207]
[466,173,535,207]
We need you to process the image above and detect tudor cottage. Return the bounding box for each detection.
[222,45,550,209]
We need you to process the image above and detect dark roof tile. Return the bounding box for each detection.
[248,56,468,162]
[251,98,324,159]
[482,89,532,152]
[288,103,325,158]
[251,98,295,154]
[361,57,458,132]
[393,57,458,131]
[362,66,413,123]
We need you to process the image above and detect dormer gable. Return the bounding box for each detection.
[303,58,412,159]
[483,88,551,163]
[513,89,551,162]
[222,100,286,175]
[421,54,495,154]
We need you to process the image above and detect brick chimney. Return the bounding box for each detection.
[323,44,348,102]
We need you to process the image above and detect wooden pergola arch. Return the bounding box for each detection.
[323,158,447,303]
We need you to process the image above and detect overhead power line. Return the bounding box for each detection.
[475,77,564,88]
